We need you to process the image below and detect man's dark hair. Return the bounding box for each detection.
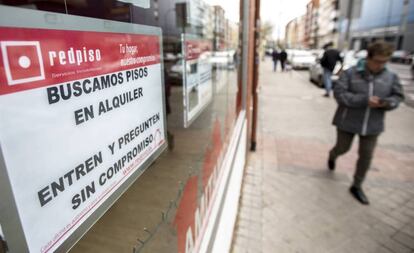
[323,42,334,50]
[367,41,394,58]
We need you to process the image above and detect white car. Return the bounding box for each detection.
[391,50,413,64]
[309,50,366,87]
[209,50,235,69]
[288,50,316,69]
[166,59,191,85]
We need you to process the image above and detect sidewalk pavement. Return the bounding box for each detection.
[232,59,414,253]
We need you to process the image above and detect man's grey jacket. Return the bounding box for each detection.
[332,64,404,136]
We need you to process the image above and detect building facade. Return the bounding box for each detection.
[297,15,307,48]
[304,0,320,49]
[342,0,414,51]
[285,18,297,48]
[285,15,307,49]
[213,5,227,51]
[0,0,259,253]
[301,0,340,49]
[316,0,340,48]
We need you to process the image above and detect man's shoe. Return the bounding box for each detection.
[328,159,335,171]
[349,186,369,205]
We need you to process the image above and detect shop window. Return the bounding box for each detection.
[0,1,242,252]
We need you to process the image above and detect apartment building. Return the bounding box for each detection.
[317,0,340,48]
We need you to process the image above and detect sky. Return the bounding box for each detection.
[205,0,309,40]
[203,0,240,23]
[261,0,309,40]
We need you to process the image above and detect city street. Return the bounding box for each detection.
[294,62,414,108]
[232,58,414,253]
[388,63,414,108]
[1,1,413,252]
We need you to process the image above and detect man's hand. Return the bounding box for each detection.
[369,96,388,108]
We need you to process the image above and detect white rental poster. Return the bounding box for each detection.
[0,7,166,253]
[182,35,213,127]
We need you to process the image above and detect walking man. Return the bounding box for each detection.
[320,42,343,97]
[279,49,287,71]
[328,41,404,205]
[271,48,279,72]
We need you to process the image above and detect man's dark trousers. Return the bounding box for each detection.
[329,129,378,188]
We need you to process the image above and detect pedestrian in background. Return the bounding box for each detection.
[163,68,175,150]
[279,49,287,71]
[271,48,279,72]
[320,42,343,97]
[328,41,404,205]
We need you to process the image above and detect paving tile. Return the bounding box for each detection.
[376,212,408,230]
[377,200,401,214]
[393,232,414,250]
[381,238,412,253]
[388,210,414,224]
[401,207,414,219]
[401,223,414,238]
[375,246,395,253]
[372,221,399,239]
[405,200,414,209]
[231,244,248,253]
[231,60,414,253]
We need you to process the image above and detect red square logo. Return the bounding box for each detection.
[1,41,45,85]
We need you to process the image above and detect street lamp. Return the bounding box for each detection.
[385,0,393,41]
[396,0,410,50]
[344,0,354,50]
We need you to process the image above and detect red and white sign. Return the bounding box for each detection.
[0,27,160,95]
[185,40,212,61]
[182,36,212,127]
[0,26,165,253]
[0,41,45,85]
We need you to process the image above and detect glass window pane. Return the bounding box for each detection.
[0,1,242,252]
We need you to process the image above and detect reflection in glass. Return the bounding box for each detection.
[0,1,242,252]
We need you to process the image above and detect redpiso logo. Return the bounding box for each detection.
[1,41,45,85]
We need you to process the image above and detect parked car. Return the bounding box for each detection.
[265,48,273,56]
[166,59,190,85]
[310,49,324,57]
[411,55,414,79]
[210,50,235,69]
[288,50,316,69]
[309,50,365,87]
[354,49,367,59]
[164,54,183,85]
[391,50,413,64]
